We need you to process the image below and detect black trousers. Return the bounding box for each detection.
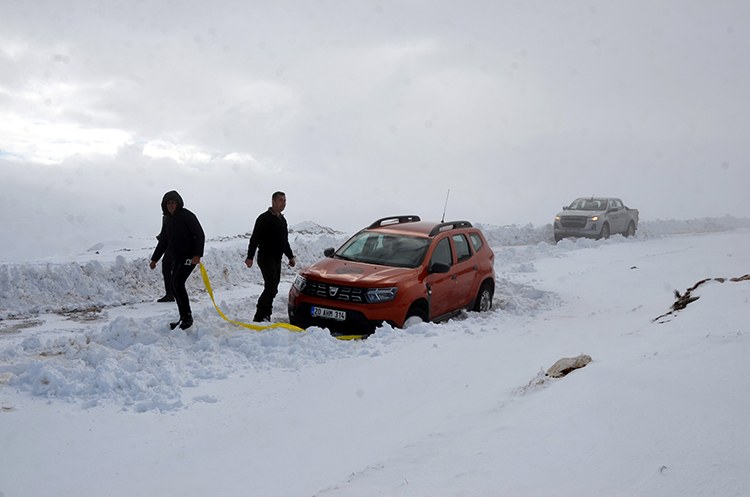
[161,252,174,296]
[256,255,281,320]
[171,258,196,319]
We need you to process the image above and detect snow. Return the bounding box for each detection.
[1,217,749,496]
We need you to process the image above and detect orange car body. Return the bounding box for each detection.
[288,216,495,337]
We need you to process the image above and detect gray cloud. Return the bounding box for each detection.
[1,0,749,260]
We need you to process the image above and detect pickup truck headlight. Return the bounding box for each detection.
[365,287,398,303]
[293,274,307,292]
[587,216,599,221]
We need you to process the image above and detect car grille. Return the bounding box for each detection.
[303,280,366,303]
[560,216,588,228]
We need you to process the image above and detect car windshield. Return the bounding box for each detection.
[569,199,607,211]
[335,232,431,268]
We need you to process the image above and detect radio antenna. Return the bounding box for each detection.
[441,189,450,223]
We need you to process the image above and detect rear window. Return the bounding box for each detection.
[469,233,483,253]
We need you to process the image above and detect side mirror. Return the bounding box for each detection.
[562,206,569,210]
[323,247,335,257]
[429,262,451,274]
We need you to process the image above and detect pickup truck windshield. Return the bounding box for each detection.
[569,199,608,211]
[335,232,431,268]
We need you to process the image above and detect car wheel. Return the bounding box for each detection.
[625,222,635,237]
[599,223,610,240]
[472,281,493,312]
[404,303,428,329]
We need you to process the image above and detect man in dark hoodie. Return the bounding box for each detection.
[245,191,296,322]
[150,190,205,330]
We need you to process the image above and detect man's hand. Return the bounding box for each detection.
[149,261,157,270]
[191,256,201,265]
[245,258,253,268]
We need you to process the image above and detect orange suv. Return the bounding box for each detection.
[288,215,495,338]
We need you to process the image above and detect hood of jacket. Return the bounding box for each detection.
[161,190,184,215]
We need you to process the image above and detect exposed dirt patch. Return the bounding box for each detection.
[654,274,750,323]
[59,307,106,322]
[0,318,44,335]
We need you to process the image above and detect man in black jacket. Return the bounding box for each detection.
[150,190,205,330]
[245,191,296,322]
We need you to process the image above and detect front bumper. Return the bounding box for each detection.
[288,302,396,337]
[554,219,601,239]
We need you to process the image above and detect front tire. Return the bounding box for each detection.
[472,281,494,312]
[598,223,610,240]
[404,303,428,329]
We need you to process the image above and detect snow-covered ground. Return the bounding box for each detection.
[1,217,749,496]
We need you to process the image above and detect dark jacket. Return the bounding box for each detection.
[151,191,205,263]
[246,208,294,261]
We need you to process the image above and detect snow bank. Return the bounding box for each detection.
[637,215,750,236]
[478,215,750,245]
[0,310,510,412]
[0,316,365,412]
[0,234,345,320]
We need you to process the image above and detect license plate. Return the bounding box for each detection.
[311,306,346,321]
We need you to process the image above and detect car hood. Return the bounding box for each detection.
[301,258,416,286]
[557,209,602,217]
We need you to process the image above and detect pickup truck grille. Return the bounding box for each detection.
[560,216,588,228]
[303,280,366,303]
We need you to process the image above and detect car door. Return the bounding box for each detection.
[608,199,626,233]
[450,233,477,308]
[425,236,455,318]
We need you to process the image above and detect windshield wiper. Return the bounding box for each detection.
[334,254,357,262]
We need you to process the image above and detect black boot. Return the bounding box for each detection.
[157,294,175,303]
[170,319,181,329]
[179,314,193,330]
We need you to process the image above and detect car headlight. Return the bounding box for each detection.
[293,274,307,292]
[365,287,398,303]
[588,216,599,221]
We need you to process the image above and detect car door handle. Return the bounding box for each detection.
[451,274,457,280]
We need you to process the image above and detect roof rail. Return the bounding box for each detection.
[367,215,421,229]
[428,220,473,237]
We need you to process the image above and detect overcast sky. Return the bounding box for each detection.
[1,0,748,260]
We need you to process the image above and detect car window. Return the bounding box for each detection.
[570,199,606,211]
[336,231,431,268]
[343,235,369,256]
[452,234,472,263]
[430,237,453,267]
[469,232,483,252]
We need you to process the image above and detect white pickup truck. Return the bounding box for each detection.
[554,197,639,243]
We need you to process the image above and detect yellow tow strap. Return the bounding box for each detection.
[199,262,305,333]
